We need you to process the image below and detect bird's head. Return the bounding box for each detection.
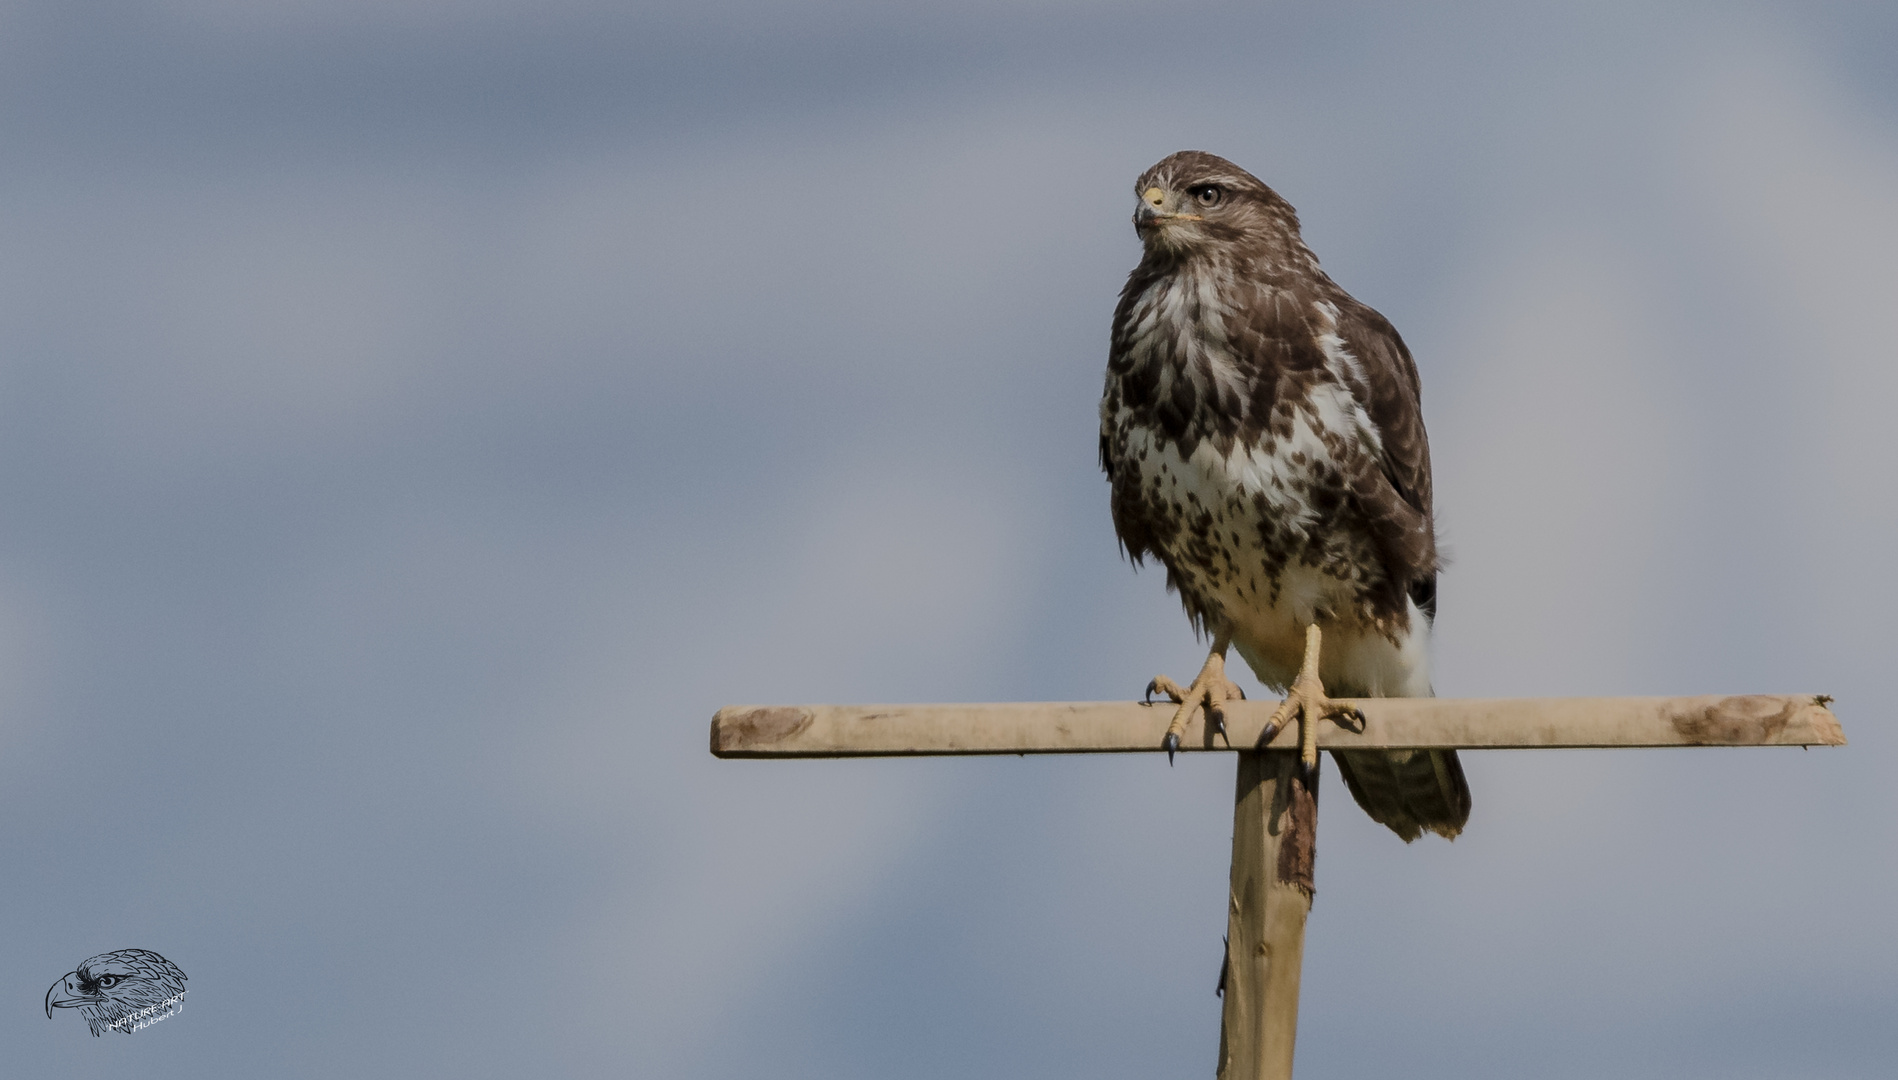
[1131,151,1300,257]
[46,949,187,1036]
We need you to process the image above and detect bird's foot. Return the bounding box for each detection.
[1145,637,1243,764]
[1266,624,1363,773]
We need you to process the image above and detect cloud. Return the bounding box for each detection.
[1674,37,1898,663]
[2,4,1895,1078]
[1431,232,1690,698]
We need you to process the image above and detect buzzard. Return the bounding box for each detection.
[1100,150,1469,841]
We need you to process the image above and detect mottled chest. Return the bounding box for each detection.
[1101,275,1394,624]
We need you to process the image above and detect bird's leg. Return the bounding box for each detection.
[1264,623,1364,773]
[1146,632,1244,764]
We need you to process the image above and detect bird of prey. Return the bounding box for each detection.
[1100,150,1470,841]
[46,948,188,1036]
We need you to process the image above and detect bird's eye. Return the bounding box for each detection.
[1190,186,1223,208]
[97,975,118,988]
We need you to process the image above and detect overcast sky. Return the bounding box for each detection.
[3,1,1895,1076]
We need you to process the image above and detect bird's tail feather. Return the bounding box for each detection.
[1331,748,1470,842]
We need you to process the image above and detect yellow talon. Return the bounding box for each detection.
[1266,624,1364,769]
[1148,632,1243,763]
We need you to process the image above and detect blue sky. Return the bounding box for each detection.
[3,2,1895,1076]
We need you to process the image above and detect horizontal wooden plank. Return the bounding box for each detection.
[710,695,1845,757]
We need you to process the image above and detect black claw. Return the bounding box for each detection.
[1210,711,1231,748]
[1163,731,1179,765]
[1143,680,1162,705]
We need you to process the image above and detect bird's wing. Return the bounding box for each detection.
[1331,296,1438,619]
[1328,297,1468,840]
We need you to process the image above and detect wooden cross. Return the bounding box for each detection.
[710,692,1845,1079]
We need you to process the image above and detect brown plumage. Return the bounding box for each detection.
[1101,151,1469,841]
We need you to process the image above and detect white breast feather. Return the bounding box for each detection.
[1111,297,1430,697]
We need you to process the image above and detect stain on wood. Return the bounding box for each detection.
[1667,695,1798,744]
[713,706,813,753]
[1272,765,1317,897]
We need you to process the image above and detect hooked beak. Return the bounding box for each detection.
[1133,185,1201,231]
[46,972,92,1017]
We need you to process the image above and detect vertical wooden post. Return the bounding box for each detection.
[1217,750,1316,1080]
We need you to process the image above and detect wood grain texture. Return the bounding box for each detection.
[710,695,1845,757]
[1218,751,1313,1080]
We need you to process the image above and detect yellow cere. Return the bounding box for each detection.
[1143,187,1166,206]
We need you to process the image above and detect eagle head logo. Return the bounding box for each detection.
[46,949,187,1036]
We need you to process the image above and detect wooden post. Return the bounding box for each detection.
[708,694,1842,1077]
[1219,751,1316,1080]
